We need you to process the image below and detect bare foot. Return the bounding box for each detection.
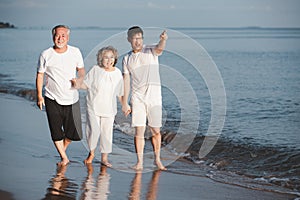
[154,160,167,171]
[132,162,143,171]
[101,160,112,168]
[84,152,94,165]
[57,158,69,166]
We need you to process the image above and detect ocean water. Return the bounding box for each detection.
[0,27,299,195]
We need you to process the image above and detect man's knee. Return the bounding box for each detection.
[135,126,146,137]
[150,127,160,135]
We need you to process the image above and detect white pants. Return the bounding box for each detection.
[86,108,114,153]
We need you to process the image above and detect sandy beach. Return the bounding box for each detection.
[0,93,298,200]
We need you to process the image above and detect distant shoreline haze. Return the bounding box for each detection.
[1,24,300,30]
[0,22,15,28]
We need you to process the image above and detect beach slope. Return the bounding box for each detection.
[0,94,297,200]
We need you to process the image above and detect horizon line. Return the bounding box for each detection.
[7,26,300,30]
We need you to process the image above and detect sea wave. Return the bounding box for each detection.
[0,85,36,101]
[161,130,300,193]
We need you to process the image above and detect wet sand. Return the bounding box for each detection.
[0,94,297,200]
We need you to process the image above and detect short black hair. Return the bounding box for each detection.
[127,26,143,38]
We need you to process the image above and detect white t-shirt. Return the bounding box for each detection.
[37,45,84,105]
[84,65,124,117]
[122,45,162,104]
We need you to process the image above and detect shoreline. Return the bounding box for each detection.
[0,94,298,200]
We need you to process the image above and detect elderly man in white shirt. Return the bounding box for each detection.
[36,25,85,166]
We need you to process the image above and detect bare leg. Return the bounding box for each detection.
[133,126,146,170]
[63,138,72,151]
[54,140,69,166]
[150,127,166,170]
[84,149,95,164]
[101,153,112,167]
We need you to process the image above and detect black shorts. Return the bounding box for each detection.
[45,97,83,141]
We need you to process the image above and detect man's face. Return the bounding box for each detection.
[128,32,143,52]
[53,27,69,49]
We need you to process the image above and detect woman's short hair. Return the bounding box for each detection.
[97,46,118,67]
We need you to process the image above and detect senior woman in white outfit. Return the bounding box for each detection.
[73,46,123,167]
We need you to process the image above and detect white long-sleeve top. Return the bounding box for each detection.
[84,65,124,117]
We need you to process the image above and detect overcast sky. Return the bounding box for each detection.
[1,0,300,28]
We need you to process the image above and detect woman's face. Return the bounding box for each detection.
[102,51,115,70]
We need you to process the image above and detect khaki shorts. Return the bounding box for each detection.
[131,99,162,128]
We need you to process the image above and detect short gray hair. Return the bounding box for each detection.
[97,46,118,67]
[52,25,70,36]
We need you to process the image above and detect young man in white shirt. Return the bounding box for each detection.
[122,26,168,170]
[36,25,85,166]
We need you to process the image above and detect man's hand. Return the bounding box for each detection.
[160,30,168,41]
[71,78,77,88]
[37,96,45,110]
[122,103,131,117]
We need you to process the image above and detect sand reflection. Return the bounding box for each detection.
[42,164,77,200]
[80,164,111,200]
[128,170,161,200]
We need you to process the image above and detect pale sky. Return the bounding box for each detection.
[0,0,300,28]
